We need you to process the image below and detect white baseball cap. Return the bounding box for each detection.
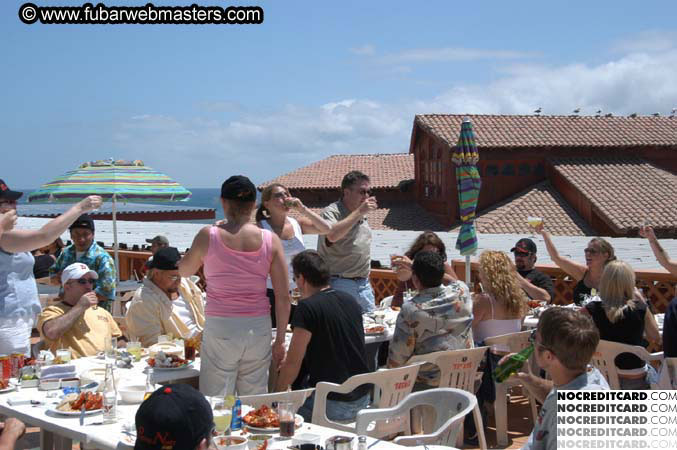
[61,263,99,285]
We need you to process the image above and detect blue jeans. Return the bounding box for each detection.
[298,392,370,423]
[330,277,375,313]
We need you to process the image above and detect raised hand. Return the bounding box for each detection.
[358,196,378,216]
[639,225,656,240]
[0,210,18,232]
[78,195,103,212]
[76,291,99,311]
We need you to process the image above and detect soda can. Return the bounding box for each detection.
[0,355,10,380]
[10,353,24,378]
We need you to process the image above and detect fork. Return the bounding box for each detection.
[79,403,86,426]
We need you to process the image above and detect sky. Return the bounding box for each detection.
[2,0,677,188]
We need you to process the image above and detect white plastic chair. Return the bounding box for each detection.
[655,357,677,389]
[407,347,488,450]
[590,340,663,389]
[483,331,540,447]
[240,388,315,413]
[312,363,424,436]
[355,388,476,447]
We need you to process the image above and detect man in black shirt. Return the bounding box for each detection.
[275,250,370,422]
[511,238,554,303]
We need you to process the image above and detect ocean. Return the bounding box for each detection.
[17,187,262,223]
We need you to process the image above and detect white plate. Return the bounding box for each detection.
[0,384,17,393]
[149,362,194,371]
[244,414,304,432]
[48,406,103,416]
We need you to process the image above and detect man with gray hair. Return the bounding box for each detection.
[317,170,377,312]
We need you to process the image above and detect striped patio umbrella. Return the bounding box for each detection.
[28,159,191,282]
[452,118,481,283]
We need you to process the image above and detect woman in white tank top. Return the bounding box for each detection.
[472,250,528,346]
[256,183,332,327]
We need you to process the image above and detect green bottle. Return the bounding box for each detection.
[493,345,534,383]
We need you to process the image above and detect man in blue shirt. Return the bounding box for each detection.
[49,214,116,312]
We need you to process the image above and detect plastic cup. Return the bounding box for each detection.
[277,401,295,438]
[56,349,71,363]
[127,342,142,362]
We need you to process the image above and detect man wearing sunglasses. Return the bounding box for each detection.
[126,247,205,347]
[38,263,122,358]
[511,238,554,303]
[505,308,608,450]
[318,170,378,313]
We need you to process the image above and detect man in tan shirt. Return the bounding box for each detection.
[126,247,205,347]
[38,262,121,358]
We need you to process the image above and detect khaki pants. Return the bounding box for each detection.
[199,315,272,396]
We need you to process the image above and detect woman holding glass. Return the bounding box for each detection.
[179,176,291,396]
[535,222,617,305]
[390,231,458,308]
[255,183,331,326]
[0,180,101,358]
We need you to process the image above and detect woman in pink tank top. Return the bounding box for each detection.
[179,176,291,395]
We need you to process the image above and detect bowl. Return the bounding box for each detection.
[247,434,273,449]
[118,385,146,404]
[215,435,248,450]
[148,342,183,357]
[292,433,321,446]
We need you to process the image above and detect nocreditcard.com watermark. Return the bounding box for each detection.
[19,2,264,25]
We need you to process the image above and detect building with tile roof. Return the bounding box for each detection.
[260,114,677,236]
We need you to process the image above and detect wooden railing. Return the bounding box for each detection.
[110,249,676,313]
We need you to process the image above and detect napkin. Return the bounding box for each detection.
[39,364,77,381]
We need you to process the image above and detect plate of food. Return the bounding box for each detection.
[49,392,103,415]
[147,352,192,371]
[242,405,304,432]
[0,379,16,393]
[364,325,386,336]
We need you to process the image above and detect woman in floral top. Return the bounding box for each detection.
[387,251,474,388]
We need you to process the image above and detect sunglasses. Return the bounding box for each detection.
[529,329,552,352]
[76,278,96,285]
[583,248,600,255]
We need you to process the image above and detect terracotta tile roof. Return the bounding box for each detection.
[289,201,446,231]
[259,154,414,190]
[452,182,594,236]
[550,157,677,234]
[414,114,677,149]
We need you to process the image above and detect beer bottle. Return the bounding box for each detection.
[492,345,534,383]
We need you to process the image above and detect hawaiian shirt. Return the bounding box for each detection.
[49,241,116,311]
[388,282,474,386]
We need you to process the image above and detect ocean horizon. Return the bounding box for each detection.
[16,187,262,223]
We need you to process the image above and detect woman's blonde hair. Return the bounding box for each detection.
[478,250,527,316]
[599,260,636,323]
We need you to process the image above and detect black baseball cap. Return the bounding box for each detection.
[511,238,537,255]
[0,179,23,201]
[221,175,256,202]
[69,214,95,232]
[148,247,181,270]
[135,384,213,450]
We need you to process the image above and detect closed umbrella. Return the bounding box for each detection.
[452,118,481,284]
[28,159,191,282]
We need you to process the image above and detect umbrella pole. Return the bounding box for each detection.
[465,255,471,287]
[112,194,120,286]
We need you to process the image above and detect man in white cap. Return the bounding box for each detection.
[38,262,122,358]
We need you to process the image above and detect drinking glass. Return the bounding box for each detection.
[277,401,295,438]
[105,337,117,362]
[127,341,142,362]
[527,216,543,237]
[56,349,71,363]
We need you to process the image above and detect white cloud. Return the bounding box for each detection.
[377,47,536,64]
[612,30,677,54]
[349,44,376,56]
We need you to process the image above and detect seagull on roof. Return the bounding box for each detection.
[605,113,613,117]
[629,113,638,118]
[652,112,660,117]
[534,107,542,115]
[595,109,602,116]
[670,108,676,117]
[573,108,581,114]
